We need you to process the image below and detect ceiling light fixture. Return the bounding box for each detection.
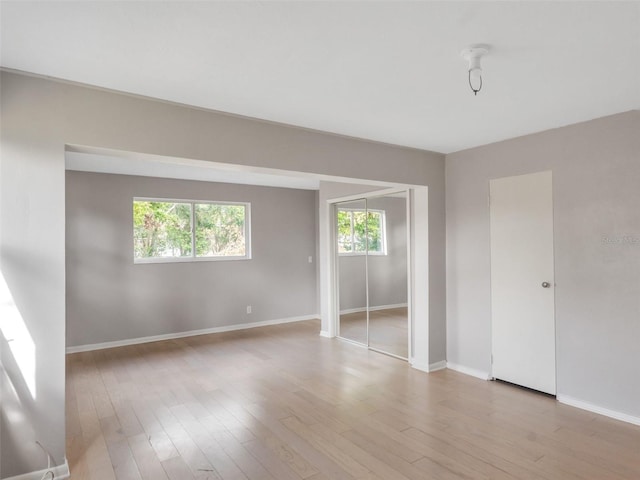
[460,44,490,96]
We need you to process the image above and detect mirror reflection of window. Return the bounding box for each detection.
[336,208,386,255]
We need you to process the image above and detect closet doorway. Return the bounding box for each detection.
[335,191,410,360]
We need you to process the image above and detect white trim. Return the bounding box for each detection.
[66,315,318,353]
[410,188,430,375]
[3,458,70,480]
[327,200,338,338]
[134,196,248,206]
[134,255,251,264]
[557,395,640,427]
[429,360,447,372]
[339,303,408,315]
[446,362,491,380]
[319,330,333,338]
[326,187,412,205]
[410,359,447,373]
[410,358,430,373]
[405,190,413,365]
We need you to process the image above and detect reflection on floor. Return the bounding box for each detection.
[339,307,408,358]
[66,320,640,479]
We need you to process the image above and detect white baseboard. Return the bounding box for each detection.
[319,330,333,338]
[557,395,640,427]
[339,303,408,315]
[429,360,447,372]
[66,314,319,353]
[4,458,70,480]
[446,362,491,380]
[412,360,450,373]
[410,359,429,373]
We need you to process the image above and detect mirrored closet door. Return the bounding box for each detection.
[335,192,409,359]
[366,192,409,359]
[337,199,368,346]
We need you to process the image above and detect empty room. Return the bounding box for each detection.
[1,2,639,480]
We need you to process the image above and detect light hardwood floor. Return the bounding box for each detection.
[66,319,640,480]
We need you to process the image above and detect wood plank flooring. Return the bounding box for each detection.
[66,320,640,480]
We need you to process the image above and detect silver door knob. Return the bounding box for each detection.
[541,282,551,288]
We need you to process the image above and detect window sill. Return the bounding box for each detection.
[134,255,251,264]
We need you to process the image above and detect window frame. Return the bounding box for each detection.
[337,207,387,256]
[133,197,252,264]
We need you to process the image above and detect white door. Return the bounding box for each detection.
[490,171,556,395]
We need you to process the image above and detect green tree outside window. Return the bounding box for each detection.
[133,200,248,261]
[133,201,192,258]
[195,203,246,257]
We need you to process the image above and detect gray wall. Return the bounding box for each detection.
[0,70,444,477]
[446,110,640,418]
[66,171,317,347]
[338,196,408,311]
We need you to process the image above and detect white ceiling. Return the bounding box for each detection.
[1,1,639,153]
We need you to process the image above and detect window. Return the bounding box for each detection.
[337,208,386,255]
[133,198,250,263]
